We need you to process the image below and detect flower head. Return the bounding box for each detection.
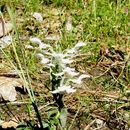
[29,36,89,95]
[64,67,79,76]
[66,48,77,54]
[25,45,34,49]
[41,57,50,64]
[30,37,42,44]
[71,74,90,84]
[52,85,76,94]
[30,37,51,49]
[36,53,44,59]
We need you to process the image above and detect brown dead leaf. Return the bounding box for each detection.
[45,34,60,41]
[1,120,18,129]
[65,16,73,32]
[0,22,13,37]
[0,77,23,102]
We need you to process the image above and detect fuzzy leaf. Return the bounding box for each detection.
[60,108,68,127]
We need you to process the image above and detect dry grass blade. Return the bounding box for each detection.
[84,119,96,130]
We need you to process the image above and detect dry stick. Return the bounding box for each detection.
[94,62,119,79]
[1,97,129,107]
[2,102,21,122]
[31,101,55,114]
[0,101,55,108]
[111,55,130,87]
[84,119,96,130]
[0,14,5,62]
[0,15,5,37]
[0,72,19,77]
[38,101,55,111]
[2,102,45,129]
[93,99,130,104]
[86,91,130,103]
[94,67,111,79]
[0,101,30,105]
[112,103,130,115]
[68,106,82,130]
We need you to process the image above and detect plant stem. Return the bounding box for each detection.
[51,72,65,111]
[32,101,44,129]
[53,93,64,111]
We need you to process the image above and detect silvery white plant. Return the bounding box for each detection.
[30,37,90,95]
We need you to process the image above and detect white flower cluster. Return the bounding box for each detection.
[30,37,90,94]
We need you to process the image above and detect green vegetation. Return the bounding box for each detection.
[0,0,130,129]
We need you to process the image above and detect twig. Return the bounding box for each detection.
[2,102,21,122]
[84,119,96,130]
[112,103,130,114]
[68,106,81,130]
[0,101,30,105]
[93,99,128,104]
[38,101,55,111]
[0,15,5,37]
[0,72,19,77]
[94,62,119,79]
